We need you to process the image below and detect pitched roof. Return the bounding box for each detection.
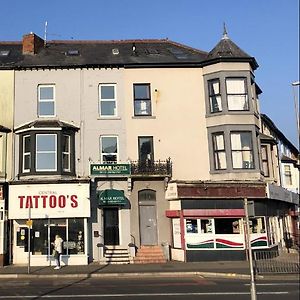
[204,32,258,70]
[261,114,299,155]
[0,38,208,69]
[14,119,79,132]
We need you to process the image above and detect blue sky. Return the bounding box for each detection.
[1,0,299,146]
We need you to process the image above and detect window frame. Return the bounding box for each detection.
[36,134,57,172]
[261,145,270,177]
[99,83,117,117]
[230,131,254,169]
[22,135,31,173]
[38,84,56,117]
[226,77,249,111]
[284,164,292,185]
[100,135,119,163]
[212,132,227,170]
[138,136,154,163]
[208,79,222,113]
[62,135,71,172]
[133,83,152,116]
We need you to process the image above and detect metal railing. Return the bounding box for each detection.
[254,250,300,274]
[130,158,172,177]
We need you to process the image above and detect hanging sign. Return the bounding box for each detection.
[97,189,126,206]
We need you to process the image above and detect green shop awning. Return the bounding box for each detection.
[97,189,126,206]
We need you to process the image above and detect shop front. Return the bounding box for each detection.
[165,181,269,262]
[8,182,90,266]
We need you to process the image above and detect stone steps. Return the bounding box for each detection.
[134,245,166,264]
[101,247,131,265]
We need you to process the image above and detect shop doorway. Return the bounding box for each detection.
[139,190,158,245]
[103,208,119,245]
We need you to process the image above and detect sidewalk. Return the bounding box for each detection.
[0,260,254,279]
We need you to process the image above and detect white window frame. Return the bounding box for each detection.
[208,79,222,113]
[226,78,249,111]
[22,135,31,173]
[38,84,56,117]
[212,132,227,170]
[230,132,254,169]
[99,84,117,117]
[100,135,119,163]
[36,134,57,171]
[62,135,71,172]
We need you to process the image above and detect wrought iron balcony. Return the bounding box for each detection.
[130,158,172,177]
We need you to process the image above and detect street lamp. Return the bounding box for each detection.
[292,81,300,148]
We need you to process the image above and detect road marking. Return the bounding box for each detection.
[0,291,290,298]
[245,283,299,286]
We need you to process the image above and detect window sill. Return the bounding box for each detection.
[97,116,121,120]
[132,116,156,119]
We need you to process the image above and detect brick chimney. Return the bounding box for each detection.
[22,33,44,55]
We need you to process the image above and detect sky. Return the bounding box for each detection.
[1,0,299,146]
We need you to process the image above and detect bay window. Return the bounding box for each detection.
[19,130,75,176]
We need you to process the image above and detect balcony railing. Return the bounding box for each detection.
[130,158,172,177]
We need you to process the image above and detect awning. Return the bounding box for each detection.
[97,189,126,206]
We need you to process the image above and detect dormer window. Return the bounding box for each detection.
[38,85,55,117]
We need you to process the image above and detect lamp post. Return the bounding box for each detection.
[292,81,300,148]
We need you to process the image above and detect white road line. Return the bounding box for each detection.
[245,283,299,286]
[0,291,290,298]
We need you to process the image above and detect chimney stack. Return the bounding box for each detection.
[22,33,44,55]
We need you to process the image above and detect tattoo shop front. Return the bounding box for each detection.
[8,182,90,266]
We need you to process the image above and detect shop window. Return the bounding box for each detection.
[249,217,266,234]
[133,84,151,116]
[186,219,198,233]
[30,218,85,256]
[212,133,227,170]
[208,79,222,113]
[99,84,117,117]
[67,218,84,254]
[230,132,254,169]
[38,85,55,117]
[226,78,249,111]
[200,219,213,233]
[100,136,118,163]
[215,218,241,234]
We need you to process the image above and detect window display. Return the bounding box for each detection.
[31,218,85,256]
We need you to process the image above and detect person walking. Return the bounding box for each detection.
[52,235,63,269]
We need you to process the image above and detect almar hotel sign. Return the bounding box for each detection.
[90,163,131,176]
